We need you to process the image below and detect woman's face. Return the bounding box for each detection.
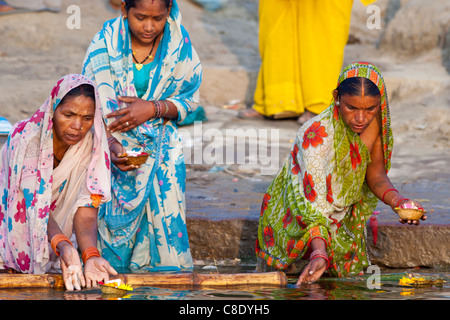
[337,93,381,134]
[53,95,95,149]
[122,0,170,46]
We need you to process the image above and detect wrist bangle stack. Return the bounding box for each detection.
[50,234,73,257]
[154,100,162,118]
[310,249,330,269]
[381,188,398,203]
[107,136,119,149]
[81,247,101,264]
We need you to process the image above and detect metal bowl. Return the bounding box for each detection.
[394,208,426,221]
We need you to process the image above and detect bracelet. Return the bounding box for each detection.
[107,136,119,148]
[81,247,101,264]
[154,100,162,118]
[161,100,170,117]
[396,198,410,208]
[310,249,330,269]
[50,234,73,257]
[381,188,398,203]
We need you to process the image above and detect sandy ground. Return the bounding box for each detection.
[0,0,449,223]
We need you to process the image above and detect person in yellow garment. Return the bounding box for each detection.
[239,0,375,125]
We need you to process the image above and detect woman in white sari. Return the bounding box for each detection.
[0,74,117,291]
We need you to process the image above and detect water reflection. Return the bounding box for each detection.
[0,269,448,300]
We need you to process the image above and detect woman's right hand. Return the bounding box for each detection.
[59,244,86,291]
[295,257,328,286]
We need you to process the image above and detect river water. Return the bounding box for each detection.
[0,268,448,301]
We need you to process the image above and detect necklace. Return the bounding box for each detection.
[53,154,62,168]
[132,37,157,71]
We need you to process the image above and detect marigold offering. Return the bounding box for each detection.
[99,279,133,295]
[90,194,102,208]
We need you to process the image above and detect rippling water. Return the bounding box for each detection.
[0,268,448,301]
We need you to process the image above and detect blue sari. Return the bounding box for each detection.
[82,0,202,271]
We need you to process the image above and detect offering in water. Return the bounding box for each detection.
[399,274,445,287]
[99,279,133,295]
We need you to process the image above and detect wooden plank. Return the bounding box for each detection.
[0,271,287,289]
[193,272,287,288]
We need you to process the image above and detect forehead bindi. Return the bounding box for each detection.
[132,0,167,16]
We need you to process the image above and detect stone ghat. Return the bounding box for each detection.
[186,174,450,269]
[187,217,450,269]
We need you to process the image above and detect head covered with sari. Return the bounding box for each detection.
[81,0,200,262]
[257,62,393,277]
[0,74,111,274]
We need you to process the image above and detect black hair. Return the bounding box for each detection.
[124,0,172,11]
[336,77,380,98]
[58,84,95,107]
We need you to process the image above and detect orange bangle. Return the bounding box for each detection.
[81,247,101,264]
[50,234,73,257]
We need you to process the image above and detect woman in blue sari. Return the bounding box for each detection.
[82,0,202,271]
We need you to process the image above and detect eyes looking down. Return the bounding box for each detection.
[53,84,96,148]
[333,77,381,134]
[122,0,171,46]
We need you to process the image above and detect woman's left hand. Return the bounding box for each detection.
[106,96,154,133]
[397,199,427,225]
[84,257,118,288]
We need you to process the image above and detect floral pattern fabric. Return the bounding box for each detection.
[81,0,201,271]
[256,62,393,277]
[0,74,111,274]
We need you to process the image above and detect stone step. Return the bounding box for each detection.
[187,216,450,269]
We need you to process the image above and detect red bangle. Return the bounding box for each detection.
[381,188,398,203]
[396,198,410,208]
[81,247,101,264]
[310,250,330,269]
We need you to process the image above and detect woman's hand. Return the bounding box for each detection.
[108,138,140,171]
[106,96,154,133]
[84,257,118,288]
[396,199,427,225]
[296,257,328,286]
[59,244,86,291]
[296,240,328,286]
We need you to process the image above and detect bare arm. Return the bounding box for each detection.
[73,207,98,253]
[365,134,400,210]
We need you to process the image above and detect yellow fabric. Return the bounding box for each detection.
[360,0,377,6]
[253,0,353,117]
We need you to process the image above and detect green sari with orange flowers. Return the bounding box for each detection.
[256,62,393,277]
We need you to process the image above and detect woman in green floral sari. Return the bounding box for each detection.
[256,62,426,285]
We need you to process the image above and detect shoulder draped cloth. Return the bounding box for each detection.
[257,62,393,277]
[0,74,111,274]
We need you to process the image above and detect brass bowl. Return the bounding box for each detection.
[120,152,149,165]
[394,208,426,221]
